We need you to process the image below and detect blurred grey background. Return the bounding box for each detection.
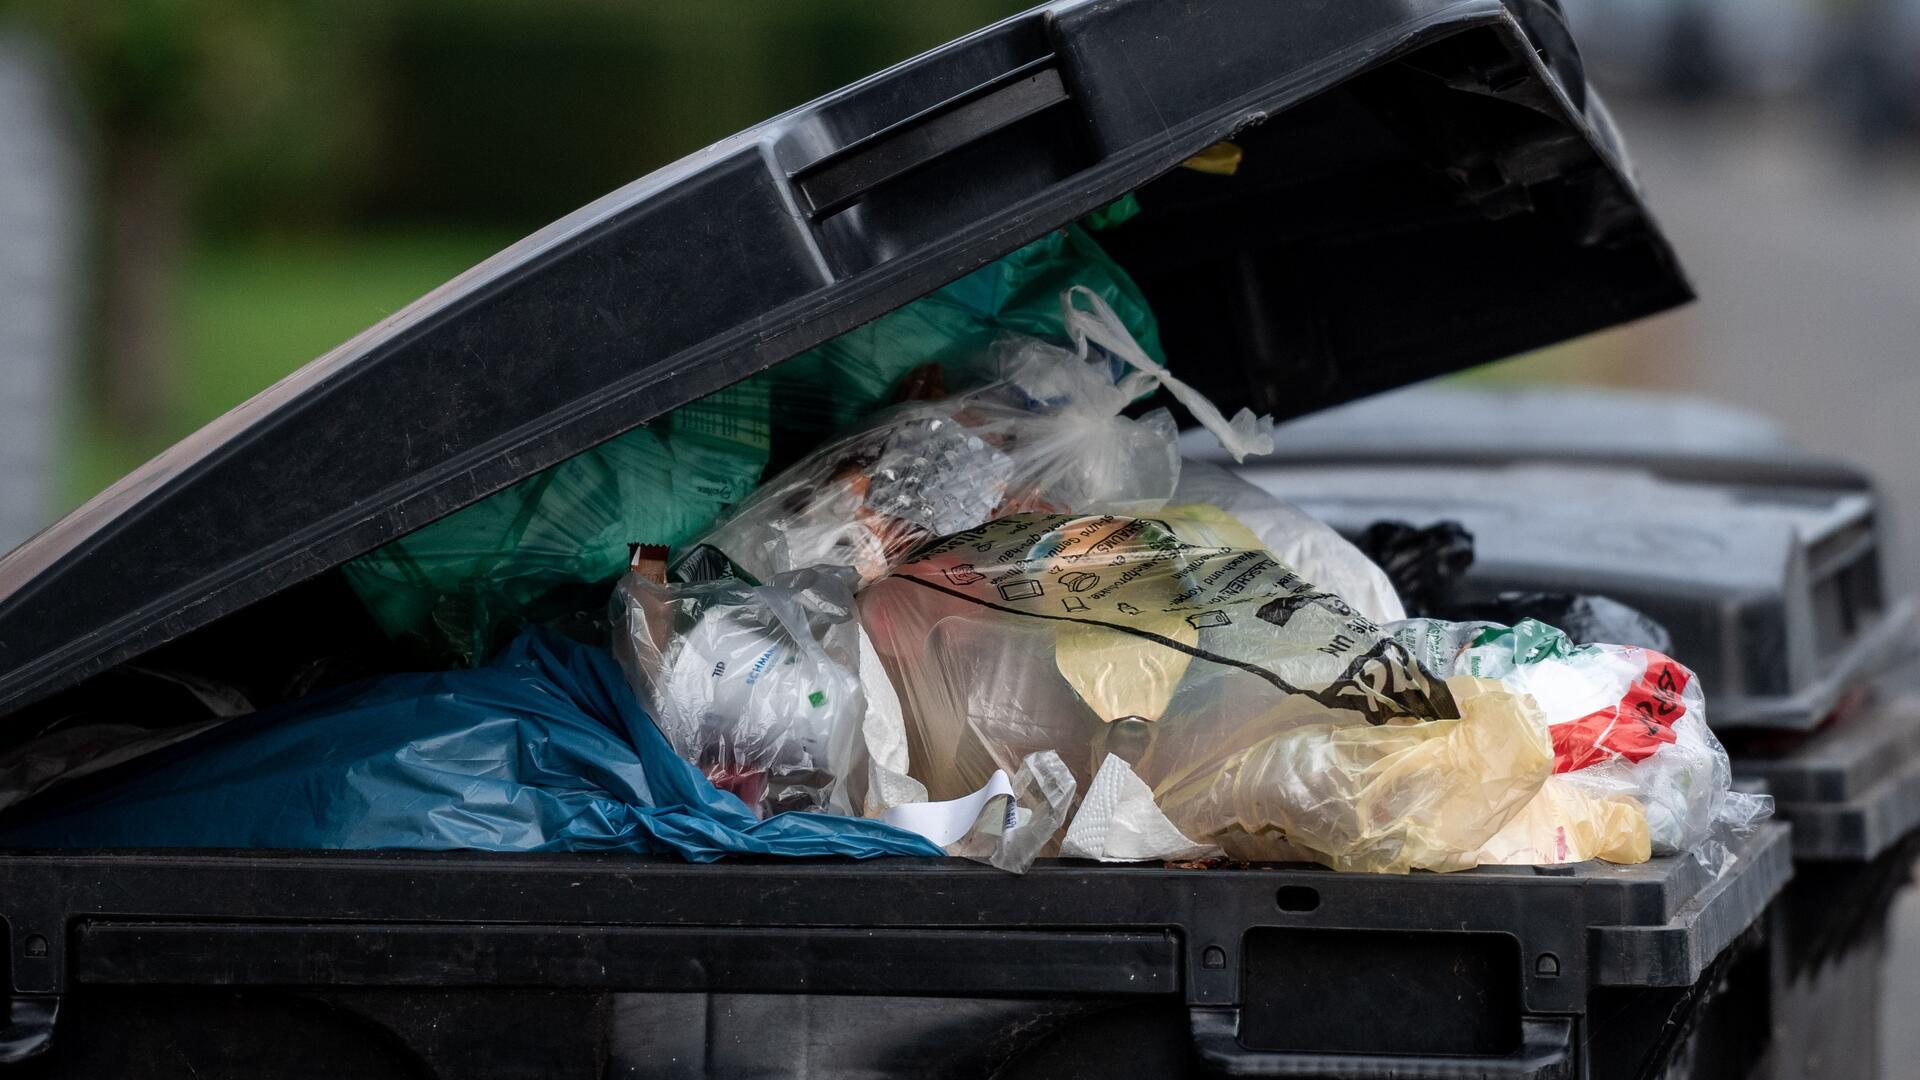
[1527,0,1920,603]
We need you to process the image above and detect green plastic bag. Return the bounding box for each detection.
[344,382,772,665]
[758,220,1163,452]
[343,220,1162,664]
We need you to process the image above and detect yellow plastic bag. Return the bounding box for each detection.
[1157,677,1554,873]
[1054,619,1197,725]
[1470,778,1651,867]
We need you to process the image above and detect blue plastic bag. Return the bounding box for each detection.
[0,629,942,860]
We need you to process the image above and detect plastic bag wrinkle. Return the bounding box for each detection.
[0,629,941,861]
[614,565,867,818]
[1389,617,1772,871]
[678,335,1187,591]
[1157,677,1554,873]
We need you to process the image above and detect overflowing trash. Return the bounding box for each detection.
[855,500,1560,873]
[860,505,1454,795]
[0,273,1769,877]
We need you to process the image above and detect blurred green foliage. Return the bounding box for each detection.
[62,229,515,505]
[13,0,1029,235]
[2,1,1026,508]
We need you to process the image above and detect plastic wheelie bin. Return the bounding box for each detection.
[0,2,1788,1076]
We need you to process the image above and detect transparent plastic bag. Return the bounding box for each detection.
[676,287,1273,591]
[677,339,1167,589]
[614,562,866,818]
[1390,618,1772,865]
[1467,776,1651,866]
[858,508,1487,872]
[1173,459,1406,624]
[1155,676,1554,873]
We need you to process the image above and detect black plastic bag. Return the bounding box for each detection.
[1358,519,1672,651]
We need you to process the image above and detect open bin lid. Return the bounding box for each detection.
[0,0,1690,720]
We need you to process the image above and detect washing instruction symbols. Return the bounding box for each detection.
[1060,571,1101,593]
[944,564,985,586]
[998,579,1044,601]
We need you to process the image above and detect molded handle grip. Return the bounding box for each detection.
[1189,1009,1575,1079]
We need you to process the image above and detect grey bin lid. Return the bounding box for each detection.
[1180,383,1872,491]
[0,0,1691,720]
[1193,383,1799,463]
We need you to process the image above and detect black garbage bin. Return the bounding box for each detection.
[0,2,1787,1077]
[1206,384,1920,1080]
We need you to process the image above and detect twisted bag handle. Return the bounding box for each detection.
[1060,285,1275,462]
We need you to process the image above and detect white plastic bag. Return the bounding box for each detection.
[1390,618,1772,865]
[1058,286,1274,463]
[614,563,866,817]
